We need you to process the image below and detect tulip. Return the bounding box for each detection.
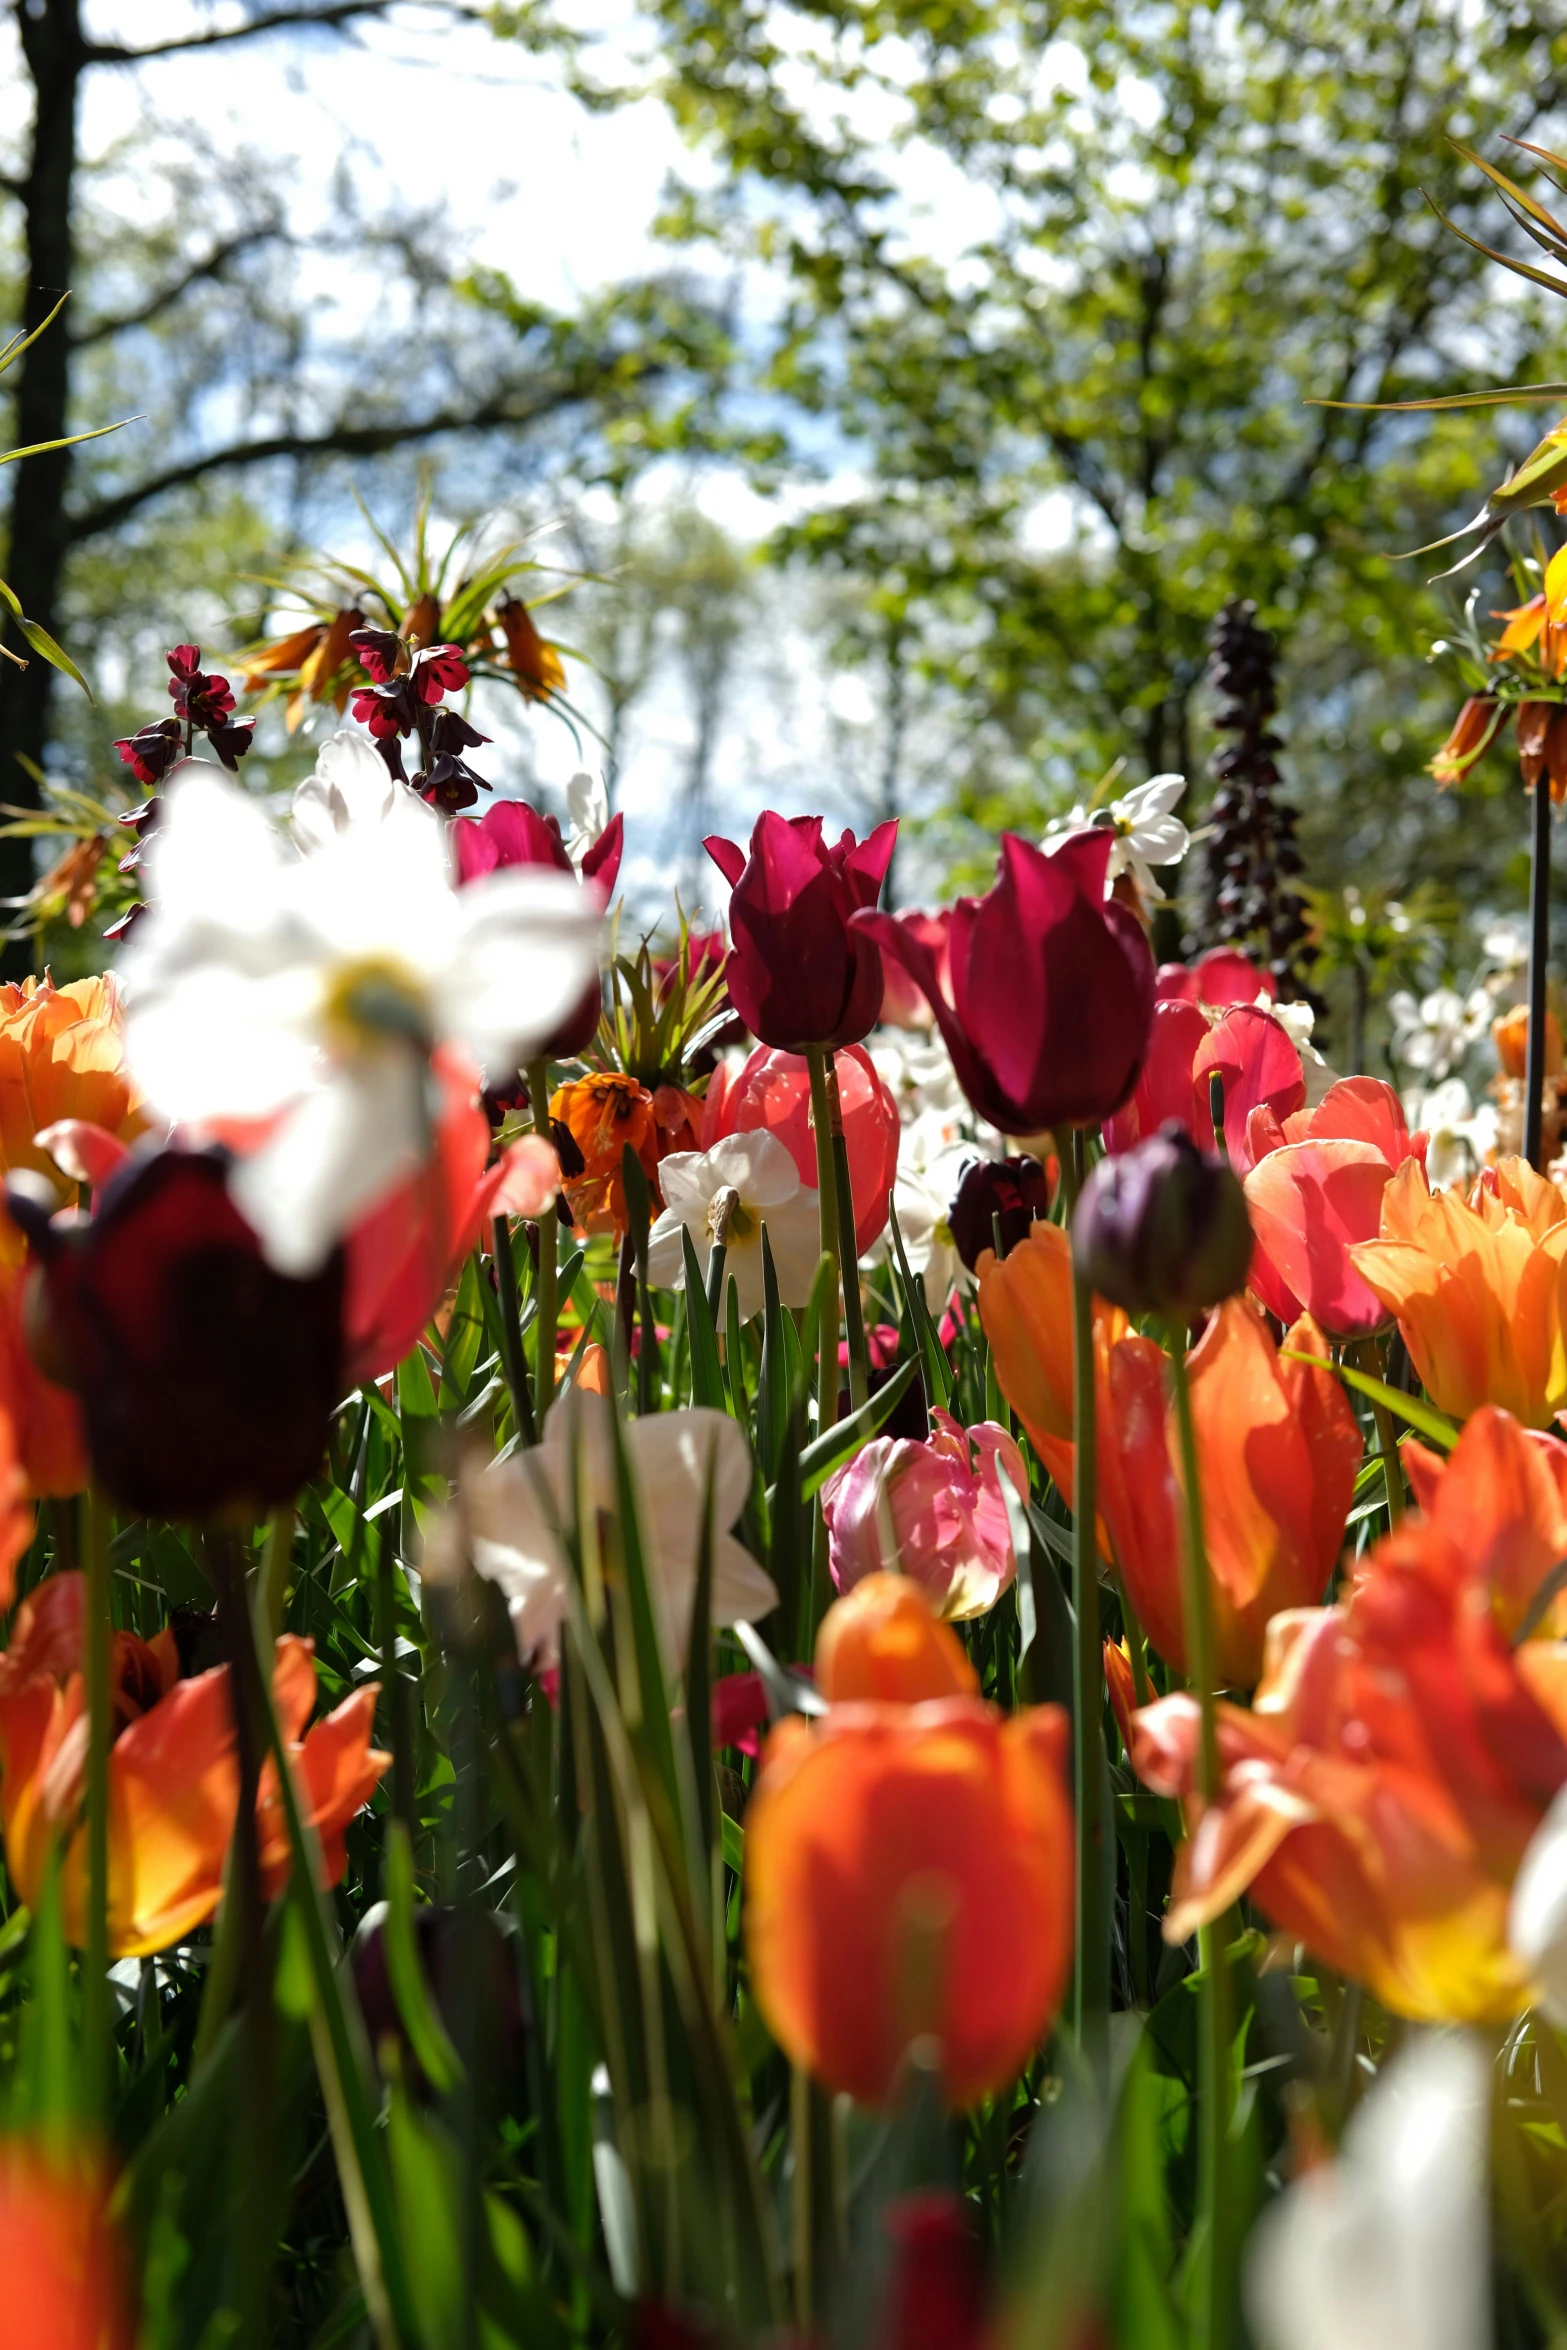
[1112,1300,1361,1687]
[14,1147,345,1521]
[1493,1000,1564,1079]
[814,1571,979,1704]
[945,1153,1052,1273]
[344,1046,559,1384]
[0,1397,35,1616]
[549,1070,661,1237]
[1243,1076,1425,1337]
[1073,1123,1252,1321]
[0,1574,386,1956]
[820,1413,1025,1621]
[877,911,952,1028]
[1401,1407,1567,1640]
[702,1040,899,1255]
[1105,999,1304,1170]
[975,1217,1129,1509]
[0,2141,135,2350]
[1130,1405,1567,2021]
[744,1692,1074,2104]
[0,975,142,1228]
[704,812,896,1051]
[0,1246,84,1498]
[1351,1155,1567,1425]
[460,1388,777,1669]
[856,831,1154,1134]
[1244,2036,1492,2350]
[1155,947,1275,1008]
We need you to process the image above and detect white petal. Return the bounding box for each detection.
[645,1207,695,1289]
[228,1050,427,1274]
[437,868,604,1073]
[1117,772,1186,822]
[129,761,286,942]
[291,729,399,852]
[630,1407,752,1539]
[1511,1783,1567,2025]
[1130,814,1190,862]
[655,1153,717,1214]
[566,768,611,858]
[708,1128,801,1209]
[755,1193,826,1309]
[125,960,322,1124]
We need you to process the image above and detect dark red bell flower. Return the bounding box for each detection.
[113,719,183,789]
[164,645,254,769]
[452,798,623,1055]
[9,1148,344,1522]
[854,831,1155,1134]
[704,812,896,1051]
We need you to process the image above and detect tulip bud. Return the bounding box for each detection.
[353,1903,529,2113]
[946,1153,1052,1272]
[1072,1121,1251,1320]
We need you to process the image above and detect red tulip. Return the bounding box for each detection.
[705,812,897,1050]
[1154,946,1275,1009]
[1243,1076,1426,1337]
[878,910,952,1028]
[855,832,1154,1134]
[1103,999,1303,1170]
[703,1040,900,1254]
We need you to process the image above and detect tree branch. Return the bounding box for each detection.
[83,1,480,67]
[64,376,660,543]
[70,227,286,349]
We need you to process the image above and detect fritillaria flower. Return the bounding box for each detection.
[118,762,601,1275]
[549,1071,660,1236]
[461,1388,777,1669]
[645,1131,823,1318]
[0,1573,385,1956]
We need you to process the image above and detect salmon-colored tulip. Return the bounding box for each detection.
[1242,1076,1424,1335]
[815,1571,979,1705]
[0,1575,387,1957]
[745,1696,1074,2104]
[1131,1406,1567,2022]
[0,1398,35,1617]
[0,977,142,1249]
[1109,1300,1361,1688]
[0,2141,134,2350]
[1350,1155,1567,1426]
[703,1040,900,1256]
[1105,998,1304,1173]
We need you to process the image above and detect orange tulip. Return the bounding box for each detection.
[1108,1300,1361,1689]
[980,1229,1360,1688]
[0,976,141,1225]
[815,1572,979,1706]
[1495,1001,1565,1079]
[549,1071,661,1236]
[1131,1405,1567,2022]
[745,1695,1074,2105]
[0,2140,133,2349]
[0,1397,35,1616]
[0,1249,85,1498]
[1350,1155,1567,1427]
[0,1575,387,1957]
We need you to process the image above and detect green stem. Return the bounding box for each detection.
[82,1487,111,2123]
[831,1121,869,1414]
[1352,1338,1404,1528]
[526,1058,559,1429]
[1166,1323,1233,2350]
[491,1215,538,1448]
[804,1048,842,1437]
[1056,1128,1107,2077]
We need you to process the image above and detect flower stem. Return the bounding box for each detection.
[82,1487,111,2124]
[804,1047,842,1436]
[1166,1320,1233,2350]
[1526,773,1554,1173]
[491,1216,539,1448]
[831,1106,869,1413]
[526,1058,559,1427]
[1351,1337,1404,1529]
[1055,1126,1107,2078]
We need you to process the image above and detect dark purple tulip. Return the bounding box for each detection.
[1072,1121,1252,1320]
[947,1154,1053,1272]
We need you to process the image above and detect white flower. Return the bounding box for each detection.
[1389,986,1491,1084]
[290,728,407,852]
[1264,996,1338,1108]
[869,1028,969,1126]
[119,763,602,1276]
[1510,1783,1567,2025]
[1244,2034,1492,2350]
[1043,772,1190,900]
[462,1389,778,1670]
[873,1110,982,1308]
[646,1131,822,1320]
[1406,1077,1494,1192]
[565,768,611,869]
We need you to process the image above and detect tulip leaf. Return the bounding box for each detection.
[685,1444,719,1874]
[1288,1352,1459,1451]
[756,1223,790,1482]
[681,1222,727,1410]
[887,1195,955,1414]
[789,1354,919,1499]
[383,1820,463,2096]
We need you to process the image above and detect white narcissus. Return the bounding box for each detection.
[1043,773,1190,902]
[118,761,602,1276]
[1510,1781,1567,2024]
[1244,2033,1491,2350]
[289,728,405,851]
[646,1131,822,1320]
[872,1109,982,1309]
[460,1388,778,1669]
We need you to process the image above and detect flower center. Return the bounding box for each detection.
[322,953,433,1054]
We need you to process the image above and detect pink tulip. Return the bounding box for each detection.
[1242,1076,1427,1339]
[1104,999,1304,1173]
[1154,946,1276,1009]
[819,1407,1026,1619]
[703,1041,900,1255]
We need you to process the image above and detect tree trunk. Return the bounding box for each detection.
[0,0,85,961]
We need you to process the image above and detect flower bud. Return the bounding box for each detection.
[1072,1120,1250,1320]
[946,1153,1052,1272]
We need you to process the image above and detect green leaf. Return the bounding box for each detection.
[1284,1352,1459,1451]
[790,1355,919,1499]
[681,1222,727,1409]
[383,1819,463,2095]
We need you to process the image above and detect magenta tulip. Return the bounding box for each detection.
[855,831,1154,1133]
[704,813,896,1050]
